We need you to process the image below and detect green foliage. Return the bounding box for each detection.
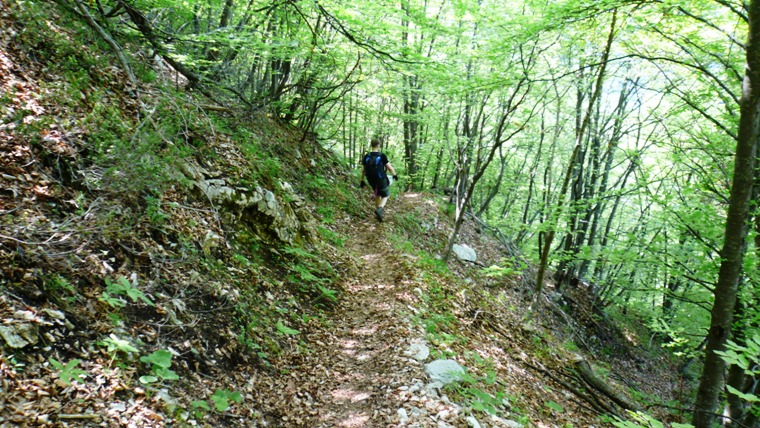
[647,318,693,357]
[145,195,168,226]
[481,258,525,278]
[139,349,179,384]
[611,411,693,428]
[448,369,508,416]
[544,400,564,413]
[190,400,211,419]
[49,357,87,385]
[317,226,347,247]
[282,245,339,306]
[716,333,760,373]
[100,276,155,309]
[41,274,78,306]
[98,333,139,365]
[275,320,301,336]
[717,332,760,408]
[210,389,244,412]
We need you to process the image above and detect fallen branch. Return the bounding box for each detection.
[56,414,101,420]
[525,361,615,415]
[200,104,233,113]
[574,357,640,412]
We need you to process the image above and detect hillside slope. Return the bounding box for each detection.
[0,1,683,427]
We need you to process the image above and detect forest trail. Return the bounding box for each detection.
[255,193,443,427]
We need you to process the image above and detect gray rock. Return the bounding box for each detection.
[0,324,37,348]
[424,359,466,385]
[425,381,443,397]
[452,244,477,262]
[465,416,482,428]
[405,342,430,362]
[397,408,409,422]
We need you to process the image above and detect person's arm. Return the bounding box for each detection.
[359,161,367,187]
[385,162,398,179]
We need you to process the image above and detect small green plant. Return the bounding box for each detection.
[317,226,346,247]
[612,410,693,428]
[139,349,179,384]
[49,357,87,385]
[275,320,301,336]
[483,259,526,278]
[100,276,155,309]
[210,389,244,411]
[315,206,335,224]
[190,400,211,419]
[98,334,139,365]
[145,195,168,226]
[316,284,338,302]
[544,400,564,414]
[282,245,338,306]
[44,274,76,294]
[452,371,506,416]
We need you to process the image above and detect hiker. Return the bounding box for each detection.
[359,138,398,222]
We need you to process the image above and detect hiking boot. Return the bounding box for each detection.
[375,207,384,222]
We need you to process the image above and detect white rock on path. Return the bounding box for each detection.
[405,341,430,362]
[424,359,466,385]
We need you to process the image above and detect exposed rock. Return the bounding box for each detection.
[452,244,477,262]
[424,359,466,385]
[466,415,482,428]
[500,418,523,428]
[179,160,312,243]
[0,323,37,348]
[404,341,430,362]
[397,408,409,423]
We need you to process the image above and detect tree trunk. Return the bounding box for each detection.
[692,0,760,425]
[533,10,617,311]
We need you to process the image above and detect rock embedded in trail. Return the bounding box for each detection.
[424,359,466,385]
[405,341,430,362]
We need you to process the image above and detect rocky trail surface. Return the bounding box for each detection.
[248,194,522,428]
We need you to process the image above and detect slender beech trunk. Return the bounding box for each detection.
[532,10,617,311]
[692,0,760,425]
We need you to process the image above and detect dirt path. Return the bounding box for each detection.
[259,199,429,427]
[309,219,416,427]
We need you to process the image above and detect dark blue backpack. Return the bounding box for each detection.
[363,153,387,187]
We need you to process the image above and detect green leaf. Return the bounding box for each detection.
[140,349,173,368]
[727,385,760,403]
[100,334,139,354]
[544,400,564,413]
[276,321,300,336]
[191,400,210,411]
[210,389,242,412]
[49,358,87,385]
[125,286,155,306]
[139,375,158,384]
[154,367,179,381]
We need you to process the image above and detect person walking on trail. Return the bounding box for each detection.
[359,138,398,222]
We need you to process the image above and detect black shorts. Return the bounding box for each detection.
[374,185,390,198]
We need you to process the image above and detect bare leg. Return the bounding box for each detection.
[376,196,389,208]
